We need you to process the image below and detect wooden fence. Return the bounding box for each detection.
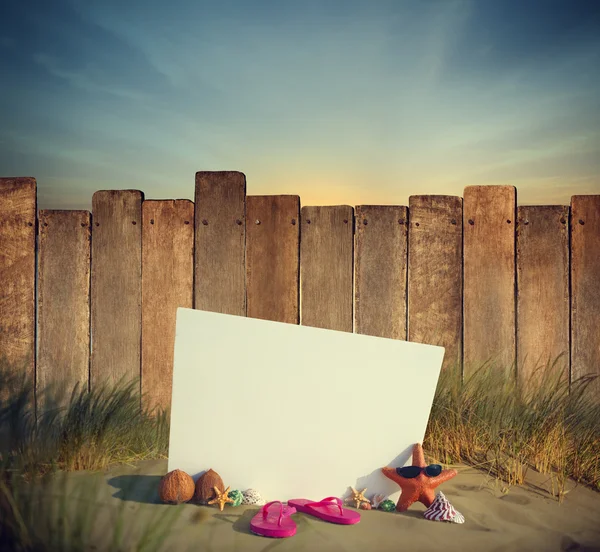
[0,174,598,414]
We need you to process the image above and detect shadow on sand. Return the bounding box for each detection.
[107,474,163,503]
[213,508,257,535]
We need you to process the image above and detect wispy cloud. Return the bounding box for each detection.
[1,0,599,208]
[31,53,154,101]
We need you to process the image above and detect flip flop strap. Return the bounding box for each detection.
[261,501,296,526]
[307,496,344,515]
[262,500,283,526]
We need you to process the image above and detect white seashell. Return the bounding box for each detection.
[423,491,465,524]
[241,488,266,506]
[371,494,388,509]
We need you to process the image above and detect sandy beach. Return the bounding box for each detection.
[29,459,600,552]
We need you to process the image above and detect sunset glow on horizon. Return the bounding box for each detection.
[1,0,599,210]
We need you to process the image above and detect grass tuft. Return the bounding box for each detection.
[0,359,177,551]
[0,359,169,477]
[425,355,600,500]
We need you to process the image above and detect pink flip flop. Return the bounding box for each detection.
[249,501,297,538]
[287,497,361,525]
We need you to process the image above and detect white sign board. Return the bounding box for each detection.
[168,308,444,503]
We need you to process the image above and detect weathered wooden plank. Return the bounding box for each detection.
[141,200,194,413]
[571,195,600,400]
[246,195,300,324]
[300,206,354,332]
[516,205,569,387]
[37,210,91,411]
[463,186,516,376]
[354,205,407,340]
[194,172,246,316]
[0,177,36,403]
[408,196,463,370]
[90,190,143,392]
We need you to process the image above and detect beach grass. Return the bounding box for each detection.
[0,360,177,551]
[0,359,169,478]
[424,355,600,500]
[0,463,184,552]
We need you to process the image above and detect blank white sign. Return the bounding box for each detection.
[168,308,444,503]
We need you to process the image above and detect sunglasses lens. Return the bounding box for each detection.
[396,466,422,478]
[425,464,442,477]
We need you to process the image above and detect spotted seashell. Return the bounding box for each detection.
[423,492,465,524]
[379,499,396,512]
[241,488,266,506]
[359,501,372,510]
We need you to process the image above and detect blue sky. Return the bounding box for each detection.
[1,0,599,209]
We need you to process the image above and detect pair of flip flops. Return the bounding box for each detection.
[250,497,361,538]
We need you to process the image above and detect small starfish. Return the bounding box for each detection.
[207,486,234,511]
[347,486,369,508]
[382,443,457,512]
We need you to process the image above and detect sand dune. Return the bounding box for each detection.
[38,459,600,551]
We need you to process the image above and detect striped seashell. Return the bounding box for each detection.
[423,492,465,524]
[450,511,465,524]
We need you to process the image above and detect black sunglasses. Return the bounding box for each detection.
[395,464,442,478]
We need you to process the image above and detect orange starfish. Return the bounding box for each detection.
[381,443,457,512]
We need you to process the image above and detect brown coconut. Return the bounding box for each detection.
[194,468,225,504]
[158,469,195,504]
